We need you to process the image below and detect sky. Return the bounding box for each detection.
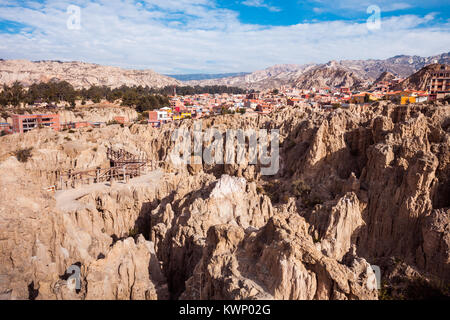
[0,0,449,74]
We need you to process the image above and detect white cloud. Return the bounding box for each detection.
[0,0,448,74]
[383,3,412,12]
[241,0,281,12]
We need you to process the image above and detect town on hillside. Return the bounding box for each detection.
[0,64,449,135]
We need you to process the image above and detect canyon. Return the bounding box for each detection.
[0,101,449,300]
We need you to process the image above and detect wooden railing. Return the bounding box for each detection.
[52,148,168,190]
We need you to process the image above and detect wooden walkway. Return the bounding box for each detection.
[55,148,159,190]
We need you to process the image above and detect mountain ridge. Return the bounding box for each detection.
[0,59,181,89]
[1,52,449,90]
[186,52,450,90]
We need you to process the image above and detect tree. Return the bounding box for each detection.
[9,81,25,107]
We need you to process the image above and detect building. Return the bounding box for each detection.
[287,98,301,106]
[401,96,416,105]
[247,93,260,100]
[12,114,60,133]
[339,87,351,94]
[148,110,172,128]
[244,99,259,109]
[428,65,450,100]
[170,99,185,111]
[0,123,12,135]
[113,116,127,124]
[62,121,92,130]
[256,104,272,114]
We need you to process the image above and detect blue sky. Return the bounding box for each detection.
[0,0,449,74]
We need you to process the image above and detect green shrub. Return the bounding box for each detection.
[128,227,139,238]
[332,103,341,109]
[106,120,119,126]
[292,179,311,197]
[304,197,323,208]
[404,278,450,300]
[15,147,33,162]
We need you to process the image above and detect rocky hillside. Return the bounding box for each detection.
[293,61,367,89]
[0,101,449,300]
[187,52,450,90]
[0,60,181,89]
[394,64,446,91]
[186,64,316,90]
[374,71,396,84]
[2,53,448,91]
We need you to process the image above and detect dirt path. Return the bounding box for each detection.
[55,169,164,212]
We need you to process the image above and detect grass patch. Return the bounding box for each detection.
[128,227,139,238]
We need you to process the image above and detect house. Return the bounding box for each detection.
[212,105,223,115]
[400,90,429,104]
[384,91,403,103]
[12,114,60,133]
[170,99,185,112]
[351,92,377,104]
[113,116,126,124]
[247,93,260,100]
[181,111,192,119]
[256,104,272,114]
[401,95,416,105]
[91,122,105,128]
[172,114,183,121]
[244,99,259,109]
[287,98,301,106]
[148,110,172,127]
[62,121,92,130]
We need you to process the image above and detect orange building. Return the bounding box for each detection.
[287,98,300,106]
[12,114,60,133]
[113,116,126,124]
[256,104,272,114]
[62,121,92,130]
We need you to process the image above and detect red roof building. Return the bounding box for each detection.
[12,114,60,133]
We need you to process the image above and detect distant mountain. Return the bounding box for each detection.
[167,72,250,81]
[186,52,450,90]
[293,61,366,90]
[2,52,449,91]
[0,60,181,89]
[185,64,316,90]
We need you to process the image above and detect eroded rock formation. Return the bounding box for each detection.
[0,102,449,300]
